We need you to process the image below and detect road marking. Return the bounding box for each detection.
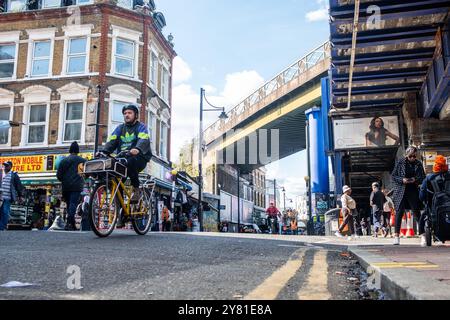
[298,250,331,300]
[278,245,306,248]
[244,249,306,300]
[372,262,439,269]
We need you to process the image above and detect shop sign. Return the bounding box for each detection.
[333,116,400,150]
[0,153,93,174]
[0,155,45,173]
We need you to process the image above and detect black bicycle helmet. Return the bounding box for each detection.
[122,104,139,115]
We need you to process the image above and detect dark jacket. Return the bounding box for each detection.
[370,189,385,213]
[103,121,152,161]
[0,171,24,203]
[420,172,450,206]
[391,157,426,214]
[56,154,87,192]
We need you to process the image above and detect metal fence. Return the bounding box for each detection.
[204,41,331,144]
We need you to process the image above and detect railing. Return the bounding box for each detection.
[204,41,331,144]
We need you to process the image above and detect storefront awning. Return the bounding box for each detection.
[19,173,60,186]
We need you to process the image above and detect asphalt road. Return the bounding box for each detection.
[0,231,365,300]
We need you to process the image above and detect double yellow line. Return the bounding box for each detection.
[245,249,331,300]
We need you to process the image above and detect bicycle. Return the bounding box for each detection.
[81,151,155,238]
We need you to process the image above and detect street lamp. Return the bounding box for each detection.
[198,87,228,232]
[0,120,23,129]
[87,85,107,155]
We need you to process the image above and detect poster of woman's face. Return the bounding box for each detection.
[333,116,400,150]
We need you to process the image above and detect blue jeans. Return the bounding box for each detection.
[0,199,12,231]
[67,192,81,227]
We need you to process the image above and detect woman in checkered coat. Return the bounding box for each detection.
[391,147,426,245]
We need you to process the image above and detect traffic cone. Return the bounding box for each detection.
[390,209,395,227]
[400,214,408,238]
[406,211,416,238]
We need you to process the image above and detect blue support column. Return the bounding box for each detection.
[305,107,330,195]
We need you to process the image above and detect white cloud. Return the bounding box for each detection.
[171,65,265,161]
[306,9,329,22]
[221,70,265,106]
[172,56,192,85]
[306,0,329,22]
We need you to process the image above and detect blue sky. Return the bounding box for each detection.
[157,0,330,200]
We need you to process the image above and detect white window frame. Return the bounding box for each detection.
[159,122,167,160]
[25,104,49,146]
[57,82,89,145]
[61,25,93,76]
[31,40,52,78]
[62,101,85,143]
[7,0,27,12]
[114,38,135,78]
[149,46,159,89]
[0,106,13,147]
[20,85,52,148]
[107,84,141,138]
[26,28,56,79]
[147,101,158,154]
[0,32,20,81]
[161,65,170,102]
[117,0,133,10]
[41,0,61,9]
[111,26,141,81]
[66,37,88,74]
[75,0,93,4]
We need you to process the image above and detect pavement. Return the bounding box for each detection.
[1,230,449,300]
[178,232,450,300]
[0,230,363,300]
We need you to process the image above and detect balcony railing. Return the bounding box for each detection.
[203,41,331,145]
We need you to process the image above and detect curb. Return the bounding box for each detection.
[349,247,450,300]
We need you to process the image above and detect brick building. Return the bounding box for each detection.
[0,0,176,223]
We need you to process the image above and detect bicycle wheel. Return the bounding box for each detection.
[89,183,119,238]
[131,188,153,235]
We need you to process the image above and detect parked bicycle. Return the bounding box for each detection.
[80,151,155,238]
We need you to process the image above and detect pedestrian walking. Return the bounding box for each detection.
[391,146,426,245]
[56,141,87,231]
[336,185,356,240]
[80,195,90,231]
[382,189,395,237]
[291,218,298,235]
[370,182,385,237]
[0,161,24,231]
[161,206,171,232]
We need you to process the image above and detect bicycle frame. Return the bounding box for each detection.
[97,172,151,219]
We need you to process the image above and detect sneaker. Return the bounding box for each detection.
[335,231,344,238]
[420,235,427,247]
[347,236,353,241]
[393,237,400,246]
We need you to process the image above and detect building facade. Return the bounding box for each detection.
[0,0,176,224]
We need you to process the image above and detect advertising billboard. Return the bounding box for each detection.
[333,116,400,150]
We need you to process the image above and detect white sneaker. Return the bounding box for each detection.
[335,231,344,238]
[393,237,400,246]
[420,235,427,247]
[347,236,353,241]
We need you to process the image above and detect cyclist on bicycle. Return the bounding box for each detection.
[101,104,152,202]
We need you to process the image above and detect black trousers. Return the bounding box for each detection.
[339,210,355,235]
[126,155,148,188]
[395,191,425,235]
